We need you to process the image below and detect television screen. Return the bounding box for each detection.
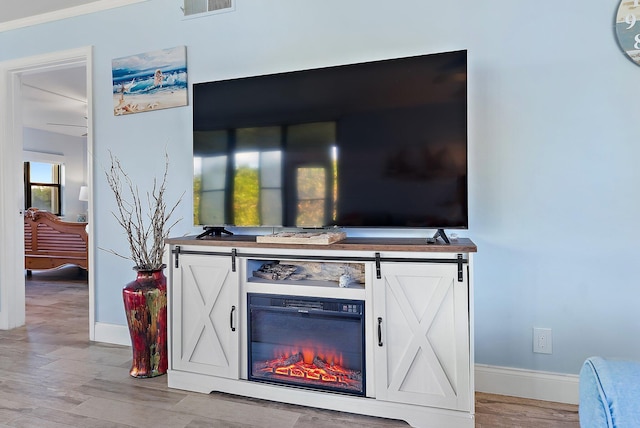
[193,50,467,230]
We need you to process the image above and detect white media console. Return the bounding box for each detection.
[165,235,476,428]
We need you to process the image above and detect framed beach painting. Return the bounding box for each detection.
[112,46,188,115]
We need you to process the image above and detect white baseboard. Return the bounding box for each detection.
[475,364,579,405]
[93,322,131,347]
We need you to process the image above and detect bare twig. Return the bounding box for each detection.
[104,151,184,270]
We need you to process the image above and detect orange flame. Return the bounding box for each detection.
[257,345,358,388]
[301,348,315,365]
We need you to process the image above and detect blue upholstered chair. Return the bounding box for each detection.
[579,357,640,427]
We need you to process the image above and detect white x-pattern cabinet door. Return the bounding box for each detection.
[172,253,239,378]
[374,262,470,411]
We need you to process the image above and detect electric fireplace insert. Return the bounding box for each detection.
[248,294,365,396]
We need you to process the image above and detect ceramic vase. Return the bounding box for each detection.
[122,267,168,378]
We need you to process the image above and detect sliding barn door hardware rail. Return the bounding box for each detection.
[170,246,468,281]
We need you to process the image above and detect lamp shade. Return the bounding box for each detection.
[78,186,89,201]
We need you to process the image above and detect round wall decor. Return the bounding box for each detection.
[615,0,640,65]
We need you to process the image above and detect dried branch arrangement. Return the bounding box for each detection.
[104,151,183,271]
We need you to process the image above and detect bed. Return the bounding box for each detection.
[24,207,88,271]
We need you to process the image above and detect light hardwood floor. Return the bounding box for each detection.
[0,266,579,427]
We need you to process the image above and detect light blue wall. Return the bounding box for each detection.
[2,0,638,375]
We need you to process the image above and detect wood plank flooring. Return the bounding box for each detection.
[0,266,579,427]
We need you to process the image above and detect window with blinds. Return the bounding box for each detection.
[24,161,62,216]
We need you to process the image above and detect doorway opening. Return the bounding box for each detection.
[0,47,94,335]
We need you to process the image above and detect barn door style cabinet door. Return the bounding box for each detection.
[170,253,240,379]
[373,262,471,412]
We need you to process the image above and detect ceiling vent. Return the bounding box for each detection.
[183,0,233,17]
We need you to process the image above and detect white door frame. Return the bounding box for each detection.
[0,47,95,338]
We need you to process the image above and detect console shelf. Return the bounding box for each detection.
[245,278,366,301]
[247,277,365,290]
[165,235,476,428]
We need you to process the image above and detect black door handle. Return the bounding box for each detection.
[230,306,236,332]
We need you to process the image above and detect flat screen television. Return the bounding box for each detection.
[193,50,467,234]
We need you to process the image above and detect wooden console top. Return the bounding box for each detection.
[166,235,476,253]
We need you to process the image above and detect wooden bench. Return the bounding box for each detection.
[24,208,88,271]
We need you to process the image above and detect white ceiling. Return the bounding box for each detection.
[0,0,102,24]
[20,65,88,138]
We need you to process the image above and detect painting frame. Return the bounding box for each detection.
[112,46,188,116]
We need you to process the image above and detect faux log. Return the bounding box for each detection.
[256,352,303,371]
[253,262,299,280]
[312,356,363,382]
[287,261,365,284]
[253,261,365,284]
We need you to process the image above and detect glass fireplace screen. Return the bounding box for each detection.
[248,294,365,396]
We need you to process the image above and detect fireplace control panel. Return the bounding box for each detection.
[262,295,364,315]
[341,303,360,314]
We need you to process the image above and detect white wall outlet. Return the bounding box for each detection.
[533,327,552,354]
